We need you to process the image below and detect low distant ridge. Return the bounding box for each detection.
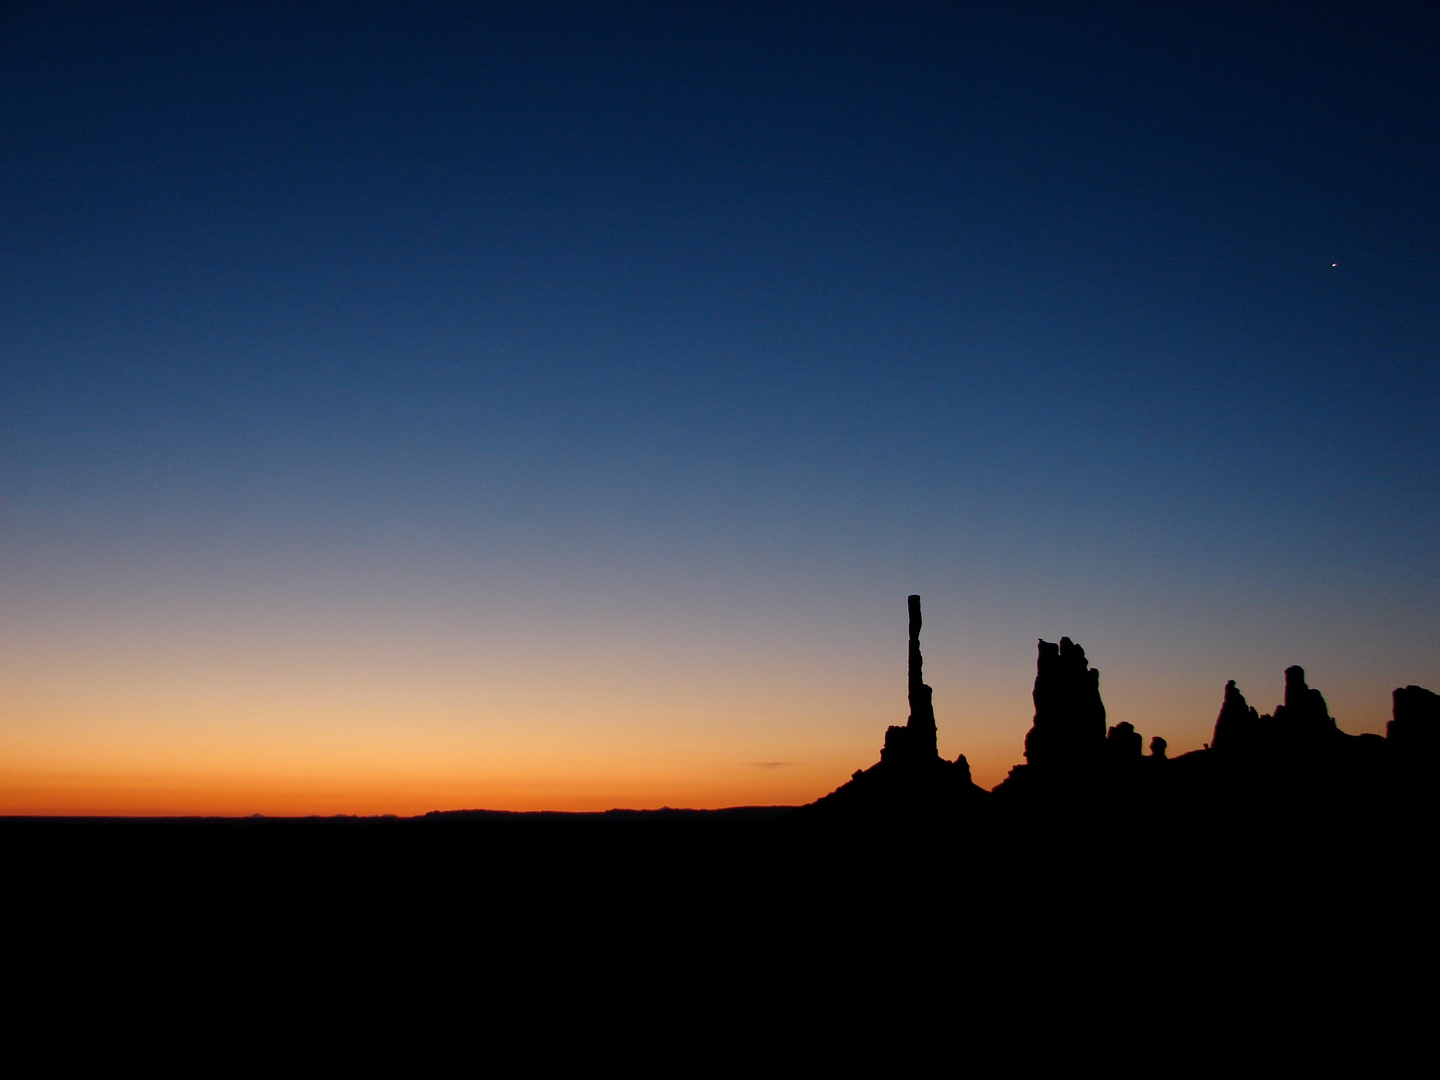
[424,806,792,822]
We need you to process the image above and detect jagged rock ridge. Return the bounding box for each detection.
[1205,665,1397,763]
[808,596,1437,818]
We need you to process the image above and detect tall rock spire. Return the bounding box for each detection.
[805,594,989,816]
[907,594,938,757]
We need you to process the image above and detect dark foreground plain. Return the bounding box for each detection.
[6,793,1432,1065]
[6,797,1429,1059]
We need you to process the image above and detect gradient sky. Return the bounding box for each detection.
[3,2,1437,815]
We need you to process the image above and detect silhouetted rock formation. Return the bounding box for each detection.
[1206,667,1344,764]
[989,636,1148,802]
[1211,679,1262,754]
[1168,665,1440,827]
[1024,638,1106,768]
[1106,721,1142,762]
[808,595,1436,831]
[880,595,940,766]
[1273,665,1338,748]
[807,595,986,820]
[1203,667,1403,772]
[1389,686,1439,758]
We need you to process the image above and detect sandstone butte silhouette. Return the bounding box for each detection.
[805,594,1439,821]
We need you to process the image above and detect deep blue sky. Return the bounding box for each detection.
[2,2,1437,807]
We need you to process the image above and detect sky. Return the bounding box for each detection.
[2,1,1437,815]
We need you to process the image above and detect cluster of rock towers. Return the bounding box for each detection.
[810,594,1436,816]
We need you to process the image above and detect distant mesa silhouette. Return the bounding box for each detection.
[807,594,1437,819]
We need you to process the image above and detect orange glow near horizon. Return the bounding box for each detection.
[0,764,840,818]
[0,581,1409,818]
[5,3,1439,822]
[0,722,881,817]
